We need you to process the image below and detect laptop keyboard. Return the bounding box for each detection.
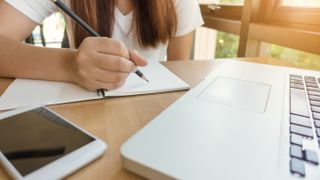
[289,74,320,177]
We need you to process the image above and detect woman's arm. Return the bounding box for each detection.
[0,1,147,91]
[0,1,75,82]
[167,31,194,61]
[0,34,76,82]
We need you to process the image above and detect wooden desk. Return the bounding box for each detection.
[0,58,297,180]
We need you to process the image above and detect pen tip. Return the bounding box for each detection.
[142,76,149,83]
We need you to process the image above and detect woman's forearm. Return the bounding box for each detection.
[0,35,148,91]
[0,35,76,82]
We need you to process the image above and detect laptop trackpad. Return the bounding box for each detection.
[198,77,271,113]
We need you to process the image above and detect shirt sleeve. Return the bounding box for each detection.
[5,0,57,24]
[174,0,204,37]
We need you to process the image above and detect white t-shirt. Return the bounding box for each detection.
[5,0,204,62]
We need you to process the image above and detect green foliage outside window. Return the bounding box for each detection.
[271,45,320,70]
[215,31,239,58]
[220,0,244,4]
[214,0,320,70]
[215,31,320,70]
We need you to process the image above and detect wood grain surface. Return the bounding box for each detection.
[0,58,297,179]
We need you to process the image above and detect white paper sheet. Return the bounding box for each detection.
[0,62,189,110]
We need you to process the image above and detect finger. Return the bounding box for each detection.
[92,68,130,83]
[87,37,130,59]
[129,50,148,67]
[95,80,126,90]
[93,53,135,73]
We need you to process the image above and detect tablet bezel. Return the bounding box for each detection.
[0,105,107,179]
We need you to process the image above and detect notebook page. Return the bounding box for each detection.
[0,80,100,110]
[106,62,190,96]
[0,62,189,110]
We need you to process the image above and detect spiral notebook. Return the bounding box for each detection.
[0,62,189,110]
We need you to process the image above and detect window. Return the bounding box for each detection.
[31,13,65,48]
[198,0,320,70]
[282,0,320,7]
[194,28,239,59]
[220,0,244,5]
[262,0,320,31]
[199,0,244,5]
[195,0,242,59]
[215,31,239,58]
[271,44,320,70]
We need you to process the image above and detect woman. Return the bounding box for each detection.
[0,0,203,91]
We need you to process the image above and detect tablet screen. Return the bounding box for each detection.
[0,107,94,176]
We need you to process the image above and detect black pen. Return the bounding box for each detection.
[50,0,149,97]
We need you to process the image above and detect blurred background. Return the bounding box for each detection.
[31,0,320,70]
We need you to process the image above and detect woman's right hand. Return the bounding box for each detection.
[71,37,148,91]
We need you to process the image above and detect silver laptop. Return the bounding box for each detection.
[121,60,320,180]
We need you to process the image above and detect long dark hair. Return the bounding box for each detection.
[70,0,177,48]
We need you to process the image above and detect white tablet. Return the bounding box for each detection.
[0,105,107,179]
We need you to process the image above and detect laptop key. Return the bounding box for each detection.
[290,134,303,146]
[290,89,310,117]
[304,150,319,165]
[290,79,304,85]
[290,158,305,177]
[291,77,303,82]
[305,76,317,84]
[309,95,320,102]
[313,112,320,120]
[290,125,313,138]
[290,84,305,90]
[291,145,303,159]
[290,74,303,79]
[310,101,320,107]
[315,120,320,128]
[307,87,320,92]
[290,115,311,128]
[306,83,319,88]
[290,74,303,78]
[317,129,320,138]
[311,106,320,113]
[308,91,320,97]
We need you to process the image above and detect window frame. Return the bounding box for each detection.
[260,0,320,31]
[199,0,320,56]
